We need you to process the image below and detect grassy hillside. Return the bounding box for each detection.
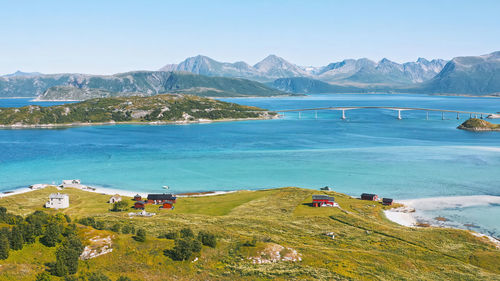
[0,94,276,126]
[0,187,499,280]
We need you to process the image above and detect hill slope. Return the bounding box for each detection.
[0,187,499,280]
[420,51,500,95]
[0,94,275,126]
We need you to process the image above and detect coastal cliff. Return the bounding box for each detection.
[457,118,500,131]
[0,94,276,127]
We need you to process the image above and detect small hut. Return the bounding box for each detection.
[109,194,122,204]
[133,194,142,201]
[382,198,393,205]
[134,201,146,209]
[361,193,378,201]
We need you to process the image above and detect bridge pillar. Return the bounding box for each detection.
[341,110,346,120]
[475,114,478,118]
[457,112,460,120]
[397,110,402,120]
[481,114,483,119]
[442,112,444,120]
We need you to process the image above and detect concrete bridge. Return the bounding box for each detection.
[275,106,500,120]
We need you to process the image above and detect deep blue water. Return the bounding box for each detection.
[1,94,499,236]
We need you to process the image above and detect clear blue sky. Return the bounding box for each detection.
[1,0,499,75]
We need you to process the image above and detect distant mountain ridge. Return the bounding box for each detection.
[419,51,500,95]
[2,71,43,77]
[0,71,286,99]
[160,54,447,85]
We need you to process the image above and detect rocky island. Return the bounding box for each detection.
[0,94,277,127]
[457,118,500,132]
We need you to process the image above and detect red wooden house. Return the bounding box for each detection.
[147,193,177,204]
[133,194,142,201]
[134,201,146,209]
[312,195,335,207]
[361,193,378,201]
[160,202,174,209]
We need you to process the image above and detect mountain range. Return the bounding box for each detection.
[0,71,286,100]
[160,54,448,85]
[1,51,499,99]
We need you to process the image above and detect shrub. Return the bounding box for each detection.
[159,231,178,240]
[0,232,10,260]
[116,277,133,281]
[86,272,111,281]
[121,225,131,234]
[111,201,129,212]
[40,223,62,247]
[198,231,216,248]
[243,237,257,247]
[111,223,121,233]
[78,217,96,228]
[134,228,146,242]
[180,227,194,238]
[10,225,24,250]
[35,271,53,281]
[165,237,202,261]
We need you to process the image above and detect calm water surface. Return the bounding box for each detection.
[1,94,499,236]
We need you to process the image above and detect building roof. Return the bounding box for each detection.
[110,194,121,199]
[49,193,68,199]
[134,200,146,204]
[312,195,335,201]
[382,198,393,202]
[147,193,176,200]
[361,193,377,197]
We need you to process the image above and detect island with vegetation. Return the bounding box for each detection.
[0,94,277,127]
[457,118,500,131]
[0,187,499,280]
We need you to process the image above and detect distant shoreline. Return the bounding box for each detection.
[0,115,278,129]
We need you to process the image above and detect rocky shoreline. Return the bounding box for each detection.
[0,115,278,129]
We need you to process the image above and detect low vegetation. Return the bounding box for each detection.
[0,94,276,126]
[458,118,500,131]
[0,187,499,280]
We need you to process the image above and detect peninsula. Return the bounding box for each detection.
[457,118,500,131]
[0,187,499,280]
[0,94,277,127]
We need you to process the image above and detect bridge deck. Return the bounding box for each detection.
[275,106,495,116]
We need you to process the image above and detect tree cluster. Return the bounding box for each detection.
[163,227,217,261]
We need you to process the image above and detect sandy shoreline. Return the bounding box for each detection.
[0,183,236,199]
[384,195,500,247]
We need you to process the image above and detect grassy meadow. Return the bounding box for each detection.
[0,186,499,280]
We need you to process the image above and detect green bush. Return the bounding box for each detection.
[111,201,129,212]
[180,227,194,238]
[134,228,146,242]
[165,236,202,261]
[198,231,217,248]
[159,231,178,240]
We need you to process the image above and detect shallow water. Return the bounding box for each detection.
[1,94,499,236]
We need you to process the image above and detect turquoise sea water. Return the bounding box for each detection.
[1,94,499,236]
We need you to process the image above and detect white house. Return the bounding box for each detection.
[45,193,69,209]
[109,194,122,204]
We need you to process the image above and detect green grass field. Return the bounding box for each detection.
[0,186,499,280]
